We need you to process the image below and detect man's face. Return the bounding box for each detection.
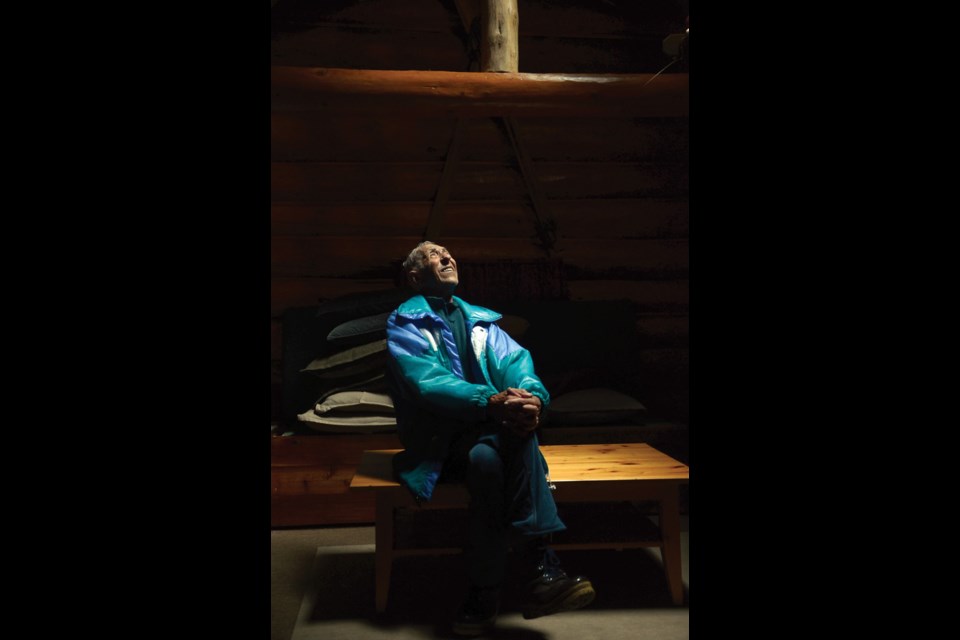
[411,243,458,296]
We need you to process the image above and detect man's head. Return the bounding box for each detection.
[403,241,458,298]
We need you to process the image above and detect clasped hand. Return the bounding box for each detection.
[487,387,542,437]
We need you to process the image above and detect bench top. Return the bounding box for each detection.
[350,442,689,489]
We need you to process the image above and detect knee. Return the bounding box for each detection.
[467,443,503,480]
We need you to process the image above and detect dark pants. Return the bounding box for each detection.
[441,425,566,588]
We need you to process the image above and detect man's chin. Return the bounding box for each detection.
[418,281,458,297]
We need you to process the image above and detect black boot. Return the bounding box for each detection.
[520,546,595,620]
[453,585,500,636]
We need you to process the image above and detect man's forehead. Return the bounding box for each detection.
[423,244,448,254]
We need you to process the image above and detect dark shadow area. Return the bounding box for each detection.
[306,549,379,621]
[500,548,679,611]
[305,544,683,630]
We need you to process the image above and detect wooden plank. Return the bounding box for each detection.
[507,117,689,162]
[460,118,514,161]
[272,466,362,496]
[271,114,458,163]
[436,200,556,238]
[350,450,403,489]
[271,433,403,467]
[551,198,688,238]
[272,236,545,277]
[450,163,528,199]
[272,199,687,239]
[271,21,673,74]
[271,160,685,203]
[272,201,497,236]
[351,444,687,489]
[271,236,688,277]
[535,161,687,198]
[424,119,467,240]
[273,0,460,31]
[555,238,689,275]
[567,280,689,308]
[516,1,684,38]
[271,162,443,202]
[502,116,556,253]
[271,114,687,164]
[271,26,468,71]
[270,1,685,75]
[270,25,671,74]
[518,36,667,74]
[272,68,689,117]
[453,0,482,36]
[272,161,534,202]
[272,0,682,41]
[271,277,396,316]
[468,116,690,163]
[272,202,432,236]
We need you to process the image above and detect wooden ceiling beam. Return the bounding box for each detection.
[272,67,688,117]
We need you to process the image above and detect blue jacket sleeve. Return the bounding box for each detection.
[484,324,551,409]
[387,312,498,423]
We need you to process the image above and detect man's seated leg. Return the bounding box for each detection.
[453,438,508,635]
[502,433,596,619]
[516,538,596,620]
[453,585,500,637]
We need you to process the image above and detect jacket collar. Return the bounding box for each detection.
[397,294,501,324]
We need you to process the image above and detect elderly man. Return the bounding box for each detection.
[385,241,595,636]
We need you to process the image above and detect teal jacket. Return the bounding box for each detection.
[385,294,550,503]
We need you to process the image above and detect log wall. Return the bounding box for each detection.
[271,0,685,73]
[271,110,688,421]
[270,0,689,424]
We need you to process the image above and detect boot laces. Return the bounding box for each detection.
[539,548,567,580]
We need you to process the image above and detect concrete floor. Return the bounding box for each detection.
[272,515,689,640]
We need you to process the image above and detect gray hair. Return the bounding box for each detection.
[402,241,436,274]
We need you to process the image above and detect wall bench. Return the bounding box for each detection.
[349,442,690,613]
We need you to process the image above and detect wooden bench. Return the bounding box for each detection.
[350,442,690,612]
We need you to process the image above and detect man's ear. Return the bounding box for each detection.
[406,270,420,288]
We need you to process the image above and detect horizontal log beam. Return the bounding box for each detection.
[272,67,688,117]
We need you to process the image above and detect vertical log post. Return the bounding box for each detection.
[481,0,519,72]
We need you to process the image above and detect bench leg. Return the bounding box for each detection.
[374,492,396,613]
[658,489,686,606]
